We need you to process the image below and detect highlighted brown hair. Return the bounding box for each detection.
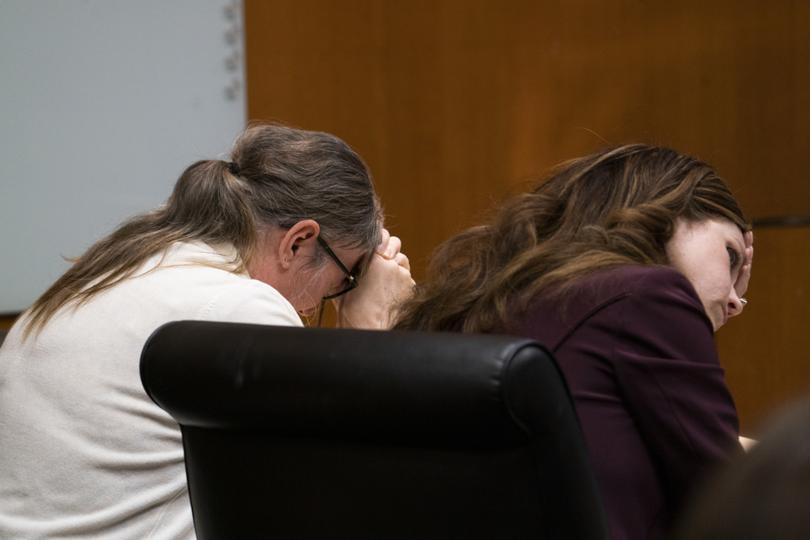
[394,144,747,333]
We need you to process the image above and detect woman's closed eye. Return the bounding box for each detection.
[727,246,740,271]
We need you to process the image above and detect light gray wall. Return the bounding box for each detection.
[0,0,246,313]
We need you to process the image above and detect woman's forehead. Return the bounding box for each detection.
[341,246,370,273]
[675,218,744,245]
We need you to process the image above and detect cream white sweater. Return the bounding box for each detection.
[0,242,301,539]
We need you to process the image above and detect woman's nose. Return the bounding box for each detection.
[727,289,745,318]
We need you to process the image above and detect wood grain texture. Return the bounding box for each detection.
[244,0,810,429]
[717,227,810,434]
[0,315,18,331]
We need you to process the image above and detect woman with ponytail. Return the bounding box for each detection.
[395,145,753,540]
[0,123,413,538]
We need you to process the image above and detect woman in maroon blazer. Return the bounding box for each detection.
[394,145,753,540]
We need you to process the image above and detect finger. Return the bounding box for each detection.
[744,247,753,274]
[384,236,402,259]
[735,262,752,298]
[404,273,416,287]
[735,239,754,296]
[394,252,410,270]
[396,272,417,294]
[376,228,391,253]
[744,232,753,261]
[399,275,417,294]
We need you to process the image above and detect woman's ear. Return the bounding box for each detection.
[278,219,320,269]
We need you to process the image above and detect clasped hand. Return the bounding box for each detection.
[335,228,416,329]
[734,230,754,303]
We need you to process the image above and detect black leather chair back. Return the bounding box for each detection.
[141,320,608,540]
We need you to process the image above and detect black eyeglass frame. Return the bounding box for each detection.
[316,236,359,300]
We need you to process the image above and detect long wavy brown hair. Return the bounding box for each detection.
[23,123,381,338]
[394,144,748,333]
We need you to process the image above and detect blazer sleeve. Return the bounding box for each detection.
[611,267,741,504]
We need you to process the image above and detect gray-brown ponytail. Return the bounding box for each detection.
[23,123,381,337]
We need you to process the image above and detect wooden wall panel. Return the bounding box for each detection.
[0,315,16,332]
[717,227,810,434]
[244,0,810,429]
